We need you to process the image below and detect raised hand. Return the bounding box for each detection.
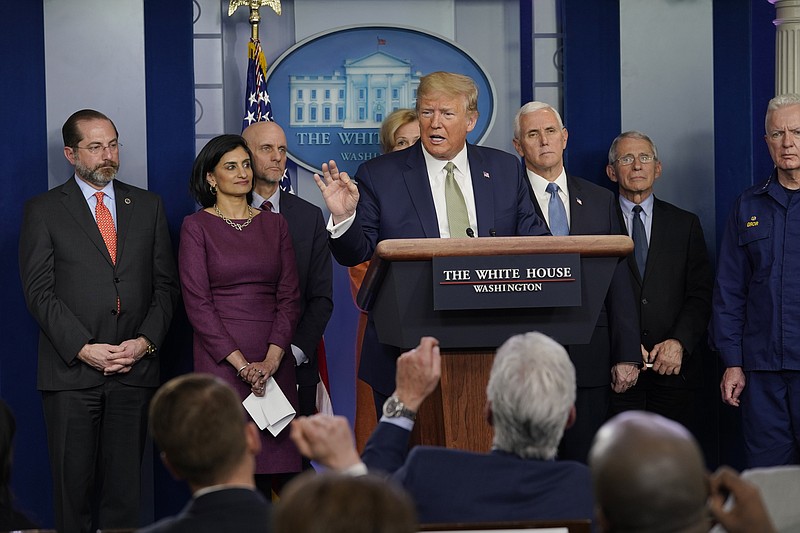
[313,160,359,224]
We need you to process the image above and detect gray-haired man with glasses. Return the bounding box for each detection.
[606,130,712,437]
[19,109,180,532]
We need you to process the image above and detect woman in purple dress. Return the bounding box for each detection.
[178,134,301,484]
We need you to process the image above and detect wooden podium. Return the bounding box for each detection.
[357,235,633,452]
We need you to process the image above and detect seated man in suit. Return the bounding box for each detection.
[590,411,776,533]
[138,374,270,533]
[512,102,641,462]
[290,332,593,525]
[313,71,549,412]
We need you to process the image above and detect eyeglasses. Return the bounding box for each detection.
[615,153,655,166]
[73,141,121,155]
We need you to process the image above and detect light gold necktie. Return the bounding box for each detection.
[444,162,470,238]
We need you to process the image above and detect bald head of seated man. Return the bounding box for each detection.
[589,411,709,533]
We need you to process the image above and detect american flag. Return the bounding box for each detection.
[242,37,293,193]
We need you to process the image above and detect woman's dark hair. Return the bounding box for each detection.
[189,134,254,208]
[1,401,16,510]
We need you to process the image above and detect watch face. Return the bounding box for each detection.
[383,397,401,417]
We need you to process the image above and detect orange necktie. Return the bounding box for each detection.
[94,191,117,263]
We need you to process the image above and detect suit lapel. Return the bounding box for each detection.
[114,181,133,265]
[614,198,642,287]
[279,189,295,219]
[523,170,547,227]
[403,144,440,238]
[646,197,670,282]
[60,177,115,267]
[566,174,584,234]
[467,144,494,236]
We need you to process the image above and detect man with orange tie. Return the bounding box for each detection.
[19,109,179,533]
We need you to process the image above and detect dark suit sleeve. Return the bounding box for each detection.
[361,421,413,475]
[135,196,180,348]
[668,214,712,354]
[605,196,640,365]
[292,207,333,361]
[607,260,641,365]
[19,198,93,364]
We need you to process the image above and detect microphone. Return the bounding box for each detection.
[489,228,497,237]
[465,228,475,238]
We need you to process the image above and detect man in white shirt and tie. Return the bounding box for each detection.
[513,102,640,462]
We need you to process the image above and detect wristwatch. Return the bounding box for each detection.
[382,395,416,421]
[142,337,157,356]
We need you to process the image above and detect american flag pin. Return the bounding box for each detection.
[483,171,490,179]
[576,197,583,205]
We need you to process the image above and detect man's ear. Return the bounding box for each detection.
[159,451,182,481]
[245,421,262,456]
[484,400,493,428]
[566,405,577,429]
[606,164,618,183]
[64,146,77,166]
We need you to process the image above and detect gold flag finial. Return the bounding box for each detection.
[228,0,282,40]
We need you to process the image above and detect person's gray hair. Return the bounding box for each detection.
[607,131,659,164]
[765,94,800,132]
[487,332,576,459]
[513,101,564,140]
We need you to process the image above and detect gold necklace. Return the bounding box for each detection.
[214,204,253,231]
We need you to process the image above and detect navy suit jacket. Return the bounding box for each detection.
[278,190,333,387]
[331,142,549,394]
[19,177,180,391]
[529,174,640,387]
[137,488,271,533]
[362,423,593,526]
[618,196,712,388]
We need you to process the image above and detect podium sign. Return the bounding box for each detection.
[432,253,581,310]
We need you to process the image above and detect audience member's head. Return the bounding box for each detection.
[486,331,576,460]
[189,134,254,208]
[379,108,420,153]
[149,374,260,491]
[589,411,709,533]
[274,472,417,533]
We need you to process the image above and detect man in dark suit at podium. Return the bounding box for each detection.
[604,131,712,434]
[512,102,641,462]
[290,332,593,525]
[313,72,549,413]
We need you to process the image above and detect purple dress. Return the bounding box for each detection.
[179,209,301,473]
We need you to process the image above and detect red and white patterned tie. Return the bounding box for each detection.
[94,192,117,263]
